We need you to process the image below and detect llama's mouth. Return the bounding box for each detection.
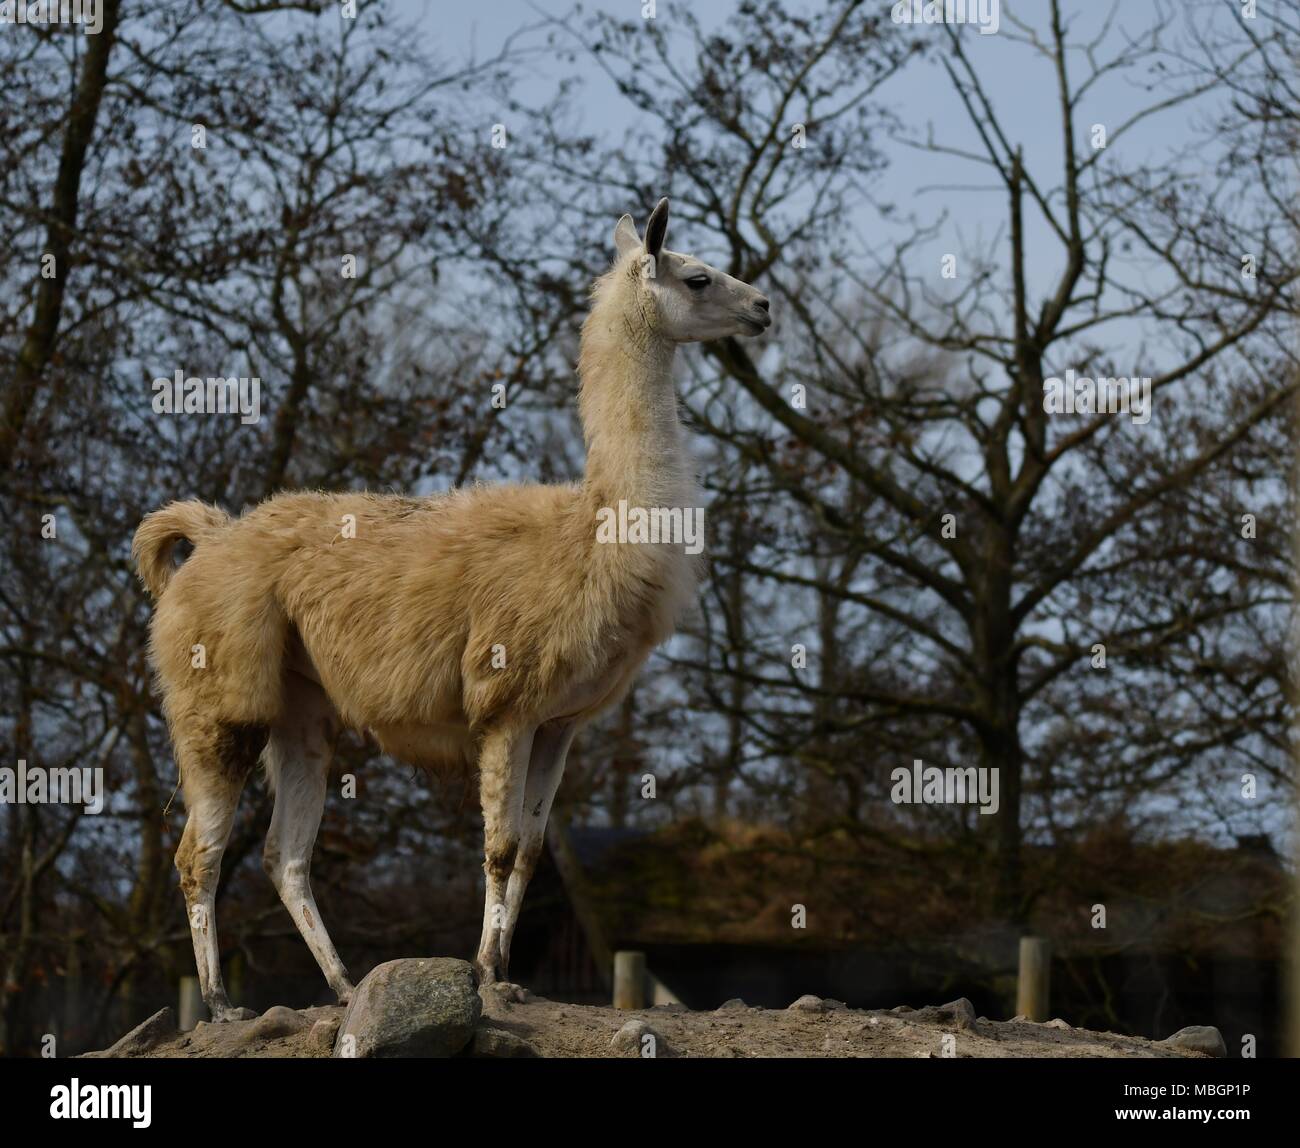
[738,315,771,336]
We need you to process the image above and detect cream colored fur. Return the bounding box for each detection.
[133,198,770,1018]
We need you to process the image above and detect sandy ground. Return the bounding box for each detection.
[475,996,1198,1058]
[109,993,1200,1059]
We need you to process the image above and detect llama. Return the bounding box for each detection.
[132,198,771,1020]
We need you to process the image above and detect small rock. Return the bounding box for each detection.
[824,999,848,1011]
[611,1019,666,1057]
[470,1026,539,1058]
[1160,1025,1226,1058]
[788,994,827,1013]
[252,1005,310,1041]
[889,1005,915,1015]
[308,1016,342,1054]
[715,998,748,1012]
[911,998,977,1031]
[1044,1017,1071,1030]
[938,998,977,1029]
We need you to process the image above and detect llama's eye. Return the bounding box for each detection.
[685,275,710,290]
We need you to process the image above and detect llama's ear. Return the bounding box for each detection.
[614,214,640,259]
[644,197,669,259]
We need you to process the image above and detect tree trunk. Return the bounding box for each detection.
[608,690,635,828]
[0,687,36,1053]
[981,699,1025,925]
[804,555,843,826]
[973,531,1026,925]
[0,0,122,472]
[120,707,166,1029]
[715,524,748,820]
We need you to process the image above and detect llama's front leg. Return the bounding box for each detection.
[498,720,577,982]
[474,723,534,986]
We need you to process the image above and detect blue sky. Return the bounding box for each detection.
[404,0,1227,330]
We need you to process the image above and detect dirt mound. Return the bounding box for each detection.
[86,992,1209,1058]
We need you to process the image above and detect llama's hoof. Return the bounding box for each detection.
[213,1006,257,1022]
[483,981,530,1004]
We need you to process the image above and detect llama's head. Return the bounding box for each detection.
[612,198,771,343]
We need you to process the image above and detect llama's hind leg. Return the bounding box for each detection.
[262,673,354,1003]
[175,722,263,1022]
[498,720,577,983]
[474,723,534,986]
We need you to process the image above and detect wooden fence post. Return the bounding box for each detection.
[613,951,646,1010]
[1016,935,1051,1021]
[178,976,203,1031]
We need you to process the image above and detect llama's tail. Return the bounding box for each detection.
[132,500,231,599]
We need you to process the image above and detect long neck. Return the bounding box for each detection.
[578,281,694,512]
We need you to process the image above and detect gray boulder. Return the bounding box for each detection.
[1160,1025,1227,1058]
[334,958,481,1058]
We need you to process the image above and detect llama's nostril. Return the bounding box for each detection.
[755,298,770,313]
